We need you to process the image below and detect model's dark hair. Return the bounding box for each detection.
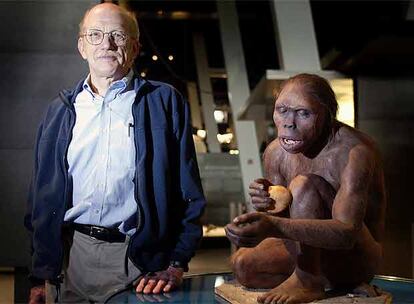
[279,73,338,120]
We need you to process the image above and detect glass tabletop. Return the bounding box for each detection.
[108,273,414,304]
[108,272,231,303]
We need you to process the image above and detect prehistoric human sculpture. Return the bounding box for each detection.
[226,73,386,304]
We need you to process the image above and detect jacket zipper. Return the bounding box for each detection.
[55,80,146,278]
[126,81,146,271]
[55,92,76,283]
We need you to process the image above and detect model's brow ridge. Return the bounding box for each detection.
[276,105,310,112]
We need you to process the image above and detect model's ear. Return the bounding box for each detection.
[78,37,87,60]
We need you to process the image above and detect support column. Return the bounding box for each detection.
[186,81,203,130]
[270,0,320,70]
[193,32,221,153]
[406,0,414,21]
[217,0,263,208]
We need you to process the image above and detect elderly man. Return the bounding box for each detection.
[25,3,205,303]
[226,74,386,304]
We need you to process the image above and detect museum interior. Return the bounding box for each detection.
[1,0,414,302]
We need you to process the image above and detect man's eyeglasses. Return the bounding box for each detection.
[81,29,128,46]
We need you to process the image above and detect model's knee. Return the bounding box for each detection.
[289,174,330,219]
[231,251,256,286]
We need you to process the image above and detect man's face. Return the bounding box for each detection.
[273,82,327,154]
[78,5,138,81]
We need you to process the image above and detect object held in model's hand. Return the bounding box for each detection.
[267,185,292,213]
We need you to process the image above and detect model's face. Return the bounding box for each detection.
[273,83,327,154]
[78,5,138,81]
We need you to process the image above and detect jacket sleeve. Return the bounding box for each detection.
[169,90,206,269]
[24,121,45,286]
[24,121,43,244]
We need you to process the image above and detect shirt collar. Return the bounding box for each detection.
[82,69,134,98]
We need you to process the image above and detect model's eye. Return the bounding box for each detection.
[297,109,311,118]
[276,106,288,114]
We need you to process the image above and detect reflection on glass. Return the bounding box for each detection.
[214,276,225,288]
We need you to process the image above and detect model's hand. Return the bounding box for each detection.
[249,178,275,211]
[29,285,45,304]
[225,212,277,247]
[136,266,183,294]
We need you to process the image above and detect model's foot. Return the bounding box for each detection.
[257,271,325,304]
[352,282,380,297]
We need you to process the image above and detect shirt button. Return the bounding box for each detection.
[95,210,99,214]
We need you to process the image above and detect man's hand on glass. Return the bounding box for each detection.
[135,266,183,294]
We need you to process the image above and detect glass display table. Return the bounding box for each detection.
[108,272,414,304]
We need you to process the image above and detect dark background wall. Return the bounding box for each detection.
[0,1,93,267]
[357,76,414,278]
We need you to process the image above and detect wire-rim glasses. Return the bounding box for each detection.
[81,29,128,46]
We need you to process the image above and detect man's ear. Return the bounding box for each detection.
[133,39,140,60]
[78,37,87,60]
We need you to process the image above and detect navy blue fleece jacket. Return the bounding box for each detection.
[24,76,206,283]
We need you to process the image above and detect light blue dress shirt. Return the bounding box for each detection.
[64,71,137,235]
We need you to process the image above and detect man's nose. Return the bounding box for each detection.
[100,33,117,49]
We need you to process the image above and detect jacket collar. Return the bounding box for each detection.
[59,73,149,108]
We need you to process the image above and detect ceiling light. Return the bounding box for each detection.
[217,133,233,144]
[171,11,191,20]
[152,55,158,61]
[214,110,227,123]
[168,55,174,61]
[196,129,206,139]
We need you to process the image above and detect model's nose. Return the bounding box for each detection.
[283,113,296,129]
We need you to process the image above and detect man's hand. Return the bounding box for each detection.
[29,285,45,304]
[225,212,278,247]
[135,266,183,294]
[249,178,275,211]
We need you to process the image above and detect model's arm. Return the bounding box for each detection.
[227,144,375,250]
[248,141,287,211]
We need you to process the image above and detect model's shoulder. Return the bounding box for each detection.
[336,123,378,152]
[333,123,381,165]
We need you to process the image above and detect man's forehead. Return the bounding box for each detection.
[84,6,129,28]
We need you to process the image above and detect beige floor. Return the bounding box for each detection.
[0,248,231,303]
